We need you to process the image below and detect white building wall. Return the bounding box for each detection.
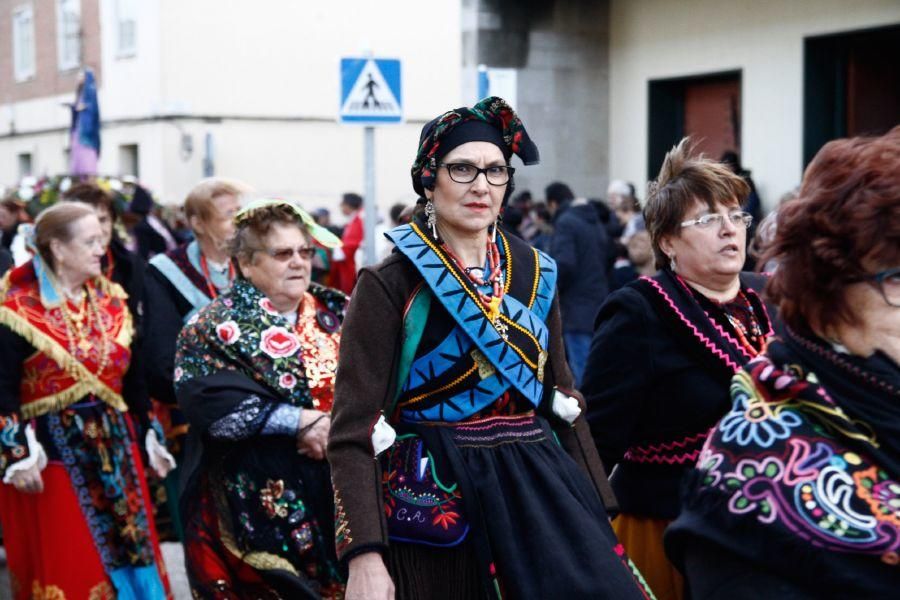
[148,0,462,212]
[609,0,900,211]
[2,1,462,216]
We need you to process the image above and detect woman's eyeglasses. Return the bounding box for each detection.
[440,163,515,186]
[680,211,753,229]
[854,267,900,307]
[262,246,317,262]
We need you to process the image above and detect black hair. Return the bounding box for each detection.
[341,193,363,210]
[545,182,574,205]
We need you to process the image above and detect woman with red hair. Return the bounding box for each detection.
[666,126,900,597]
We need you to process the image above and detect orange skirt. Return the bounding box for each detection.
[613,513,684,600]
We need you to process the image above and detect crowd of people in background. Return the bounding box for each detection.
[0,113,897,599]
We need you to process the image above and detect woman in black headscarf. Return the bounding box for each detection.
[328,97,652,599]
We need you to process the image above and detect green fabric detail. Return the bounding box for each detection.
[390,286,432,416]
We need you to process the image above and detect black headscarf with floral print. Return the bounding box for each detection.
[411,96,540,197]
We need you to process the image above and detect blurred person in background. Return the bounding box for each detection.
[0,202,173,599]
[608,179,641,240]
[176,199,346,598]
[510,190,535,239]
[583,139,779,600]
[143,177,248,540]
[329,193,363,294]
[668,126,900,598]
[547,181,611,387]
[610,226,655,292]
[0,197,26,251]
[130,184,179,261]
[64,182,146,337]
[529,201,553,253]
[380,202,411,260]
[0,197,32,266]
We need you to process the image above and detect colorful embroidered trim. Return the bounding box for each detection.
[640,276,742,373]
[623,431,710,465]
[448,413,545,448]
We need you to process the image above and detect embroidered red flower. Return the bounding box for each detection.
[215,320,241,345]
[259,326,301,359]
[278,372,297,390]
[259,297,279,315]
[432,511,460,530]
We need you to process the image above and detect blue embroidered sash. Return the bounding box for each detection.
[387,223,557,422]
[149,251,212,324]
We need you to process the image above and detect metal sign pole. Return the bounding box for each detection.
[363,125,378,267]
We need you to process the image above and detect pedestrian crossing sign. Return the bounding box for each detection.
[340,58,403,124]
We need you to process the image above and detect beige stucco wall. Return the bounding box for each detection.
[608,0,900,211]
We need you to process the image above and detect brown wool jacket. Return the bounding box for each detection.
[327,251,617,563]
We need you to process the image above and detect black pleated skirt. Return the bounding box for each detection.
[387,413,652,600]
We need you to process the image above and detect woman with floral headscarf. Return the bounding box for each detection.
[328,97,653,599]
[175,199,348,598]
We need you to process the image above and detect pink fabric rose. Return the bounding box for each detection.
[215,320,241,345]
[259,298,279,315]
[278,373,297,390]
[259,326,301,359]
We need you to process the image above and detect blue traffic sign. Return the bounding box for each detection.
[340,58,403,124]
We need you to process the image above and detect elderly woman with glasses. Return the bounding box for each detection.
[582,139,780,600]
[328,97,652,600]
[666,127,900,598]
[175,199,347,598]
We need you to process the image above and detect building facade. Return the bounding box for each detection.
[4,1,898,216]
[608,0,900,210]
[1,0,462,212]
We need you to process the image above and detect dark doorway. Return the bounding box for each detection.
[647,71,742,180]
[804,24,900,167]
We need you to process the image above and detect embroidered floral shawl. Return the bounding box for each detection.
[174,277,346,408]
[667,330,900,595]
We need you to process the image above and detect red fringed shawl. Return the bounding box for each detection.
[0,262,133,418]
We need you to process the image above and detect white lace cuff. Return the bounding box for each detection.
[3,425,48,485]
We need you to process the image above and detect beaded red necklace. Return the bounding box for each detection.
[724,290,766,356]
[199,253,235,300]
[440,232,508,339]
[677,274,766,357]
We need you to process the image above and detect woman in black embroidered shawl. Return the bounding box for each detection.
[175,200,347,598]
[666,126,900,598]
[581,139,779,600]
[329,97,653,600]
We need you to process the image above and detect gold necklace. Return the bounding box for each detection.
[58,284,111,375]
[60,291,92,353]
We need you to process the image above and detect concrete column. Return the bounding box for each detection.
[465,0,611,201]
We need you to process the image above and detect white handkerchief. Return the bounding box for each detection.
[145,430,177,478]
[371,414,397,456]
[552,389,582,424]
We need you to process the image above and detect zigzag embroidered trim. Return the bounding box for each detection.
[640,276,742,373]
[623,431,710,465]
